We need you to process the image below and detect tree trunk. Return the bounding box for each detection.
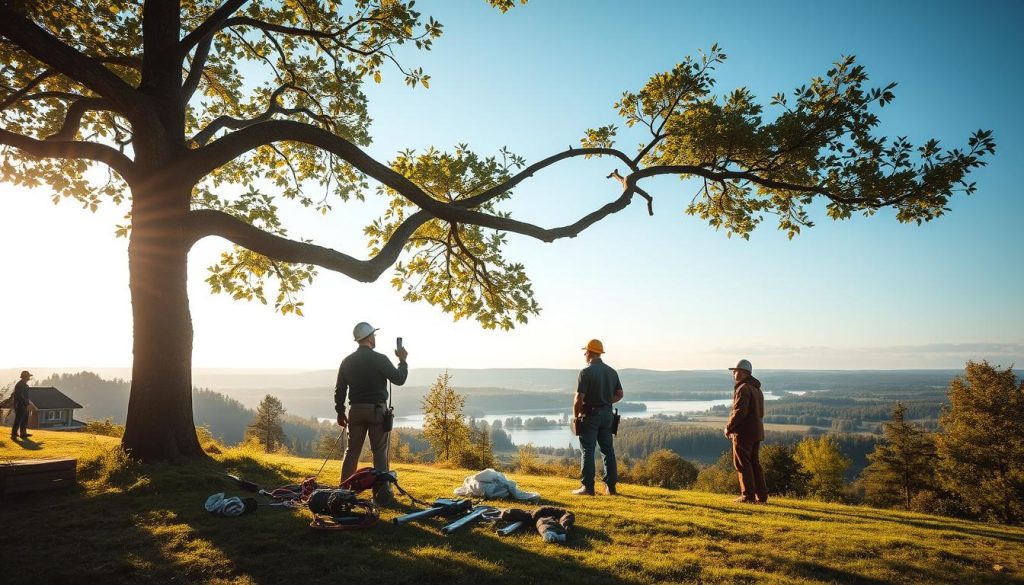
[121,179,203,461]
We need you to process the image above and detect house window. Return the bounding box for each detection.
[45,410,64,421]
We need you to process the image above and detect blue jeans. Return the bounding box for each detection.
[578,408,616,489]
[11,406,28,437]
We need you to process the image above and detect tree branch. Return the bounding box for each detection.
[0,69,56,111]
[191,120,650,241]
[190,83,331,145]
[632,133,665,167]
[185,208,432,282]
[625,165,840,201]
[459,147,637,209]
[182,35,213,104]
[177,0,250,62]
[0,127,136,182]
[0,4,142,120]
[46,97,114,141]
[219,15,339,40]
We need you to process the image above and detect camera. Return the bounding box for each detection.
[396,337,403,350]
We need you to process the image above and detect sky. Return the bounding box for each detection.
[1,0,1022,372]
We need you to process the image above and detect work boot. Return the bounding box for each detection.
[571,486,595,496]
[604,484,617,496]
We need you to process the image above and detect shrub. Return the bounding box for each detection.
[82,418,125,438]
[78,440,144,489]
[630,449,698,489]
[693,451,738,494]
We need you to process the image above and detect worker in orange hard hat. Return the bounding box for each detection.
[571,339,624,496]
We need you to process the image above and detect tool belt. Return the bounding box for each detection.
[571,406,620,436]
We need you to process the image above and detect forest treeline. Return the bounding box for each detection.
[31,371,905,469]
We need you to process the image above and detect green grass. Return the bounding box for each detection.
[2,430,1022,584]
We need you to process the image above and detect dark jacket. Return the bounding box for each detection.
[726,376,764,441]
[335,346,408,413]
[12,380,30,410]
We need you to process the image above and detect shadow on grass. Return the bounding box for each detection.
[0,457,639,585]
[768,555,902,585]
[772,553,1018,585]
[7,437,43,451]
[795,506,1024,545]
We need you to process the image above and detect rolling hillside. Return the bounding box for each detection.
[1,430,1021,584]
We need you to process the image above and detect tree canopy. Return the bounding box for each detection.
[936,361,1024,524]
[0,1,995,459]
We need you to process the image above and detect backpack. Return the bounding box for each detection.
[340,467,385,492]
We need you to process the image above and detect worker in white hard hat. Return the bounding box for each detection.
[335,322,408,500]
[724,358,768,504]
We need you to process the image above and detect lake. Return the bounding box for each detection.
[387,394,782,449]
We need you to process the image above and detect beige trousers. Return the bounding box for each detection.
[340,403,390,483]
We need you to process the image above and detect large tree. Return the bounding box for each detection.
[936,361,1024,524]
[0,1,995,460]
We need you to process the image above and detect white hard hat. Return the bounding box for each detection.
[352,322,378,341]
[729,359,753,373]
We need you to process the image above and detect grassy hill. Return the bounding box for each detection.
[1,431,1021,585]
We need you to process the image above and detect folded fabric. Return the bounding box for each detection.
[496,506,574,544]
[205,492,257,517]
[453,469,540,502]
[534,506,574,544]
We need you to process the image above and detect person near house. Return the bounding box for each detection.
[10,370,32,440]
[571,339,624,496]
[724,359,768,504]
[335,322,408,502]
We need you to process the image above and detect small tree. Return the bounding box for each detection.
[389,429,414,463]
[244,394,287,453]
[936,361,1024,524]
[421,371,469,462]
[471,420,496,469]
[516,443,540,474]
[794,435,850,502]
[861,402,936,509]
[761,442,808,497]
[314,427,345,460]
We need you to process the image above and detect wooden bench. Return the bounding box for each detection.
[0,458,77,496]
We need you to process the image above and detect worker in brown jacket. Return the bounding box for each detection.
[723,359,768,504]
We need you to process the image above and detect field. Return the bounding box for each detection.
[1,430,1022,584]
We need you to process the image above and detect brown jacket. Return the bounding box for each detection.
[726,376,765,441]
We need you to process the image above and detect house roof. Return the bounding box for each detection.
[0,386,82,410]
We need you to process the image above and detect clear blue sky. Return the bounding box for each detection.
[1,0,1021,371]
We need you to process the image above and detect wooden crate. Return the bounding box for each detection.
[0,458,77,496]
